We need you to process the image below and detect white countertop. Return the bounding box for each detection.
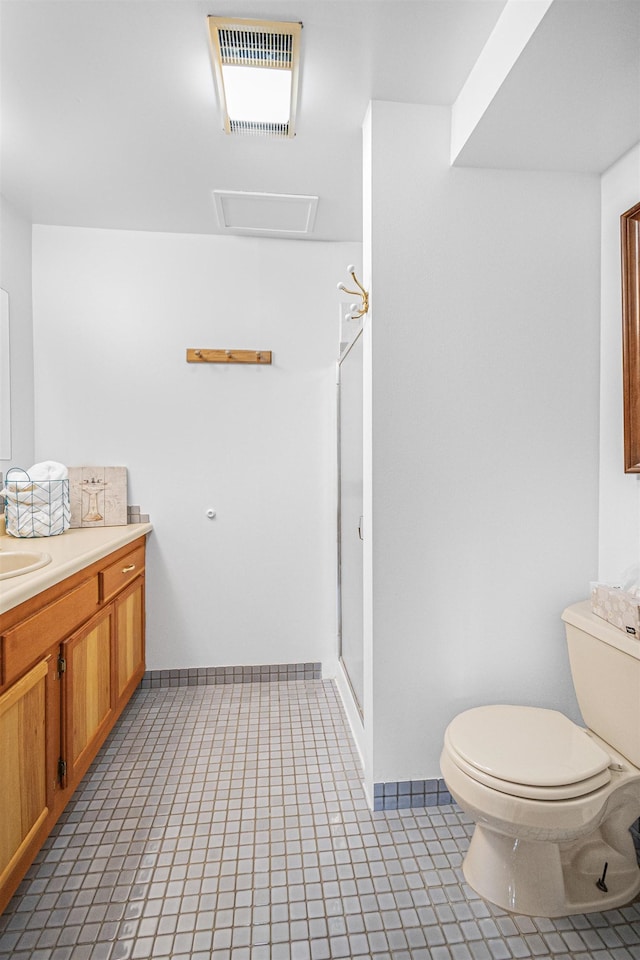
[0,519,153,615]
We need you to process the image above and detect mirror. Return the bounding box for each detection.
[621,202,640,473]
[0,288,10,460]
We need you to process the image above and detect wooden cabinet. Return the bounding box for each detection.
[0,658,55,901]
[62,607,115,789]
[2,578,99,688]
[114,577,145,708]
[0,536,146,913]
[101,542,145,603]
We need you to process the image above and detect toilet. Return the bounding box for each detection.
[440,600,640,917]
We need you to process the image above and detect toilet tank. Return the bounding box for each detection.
[562,600,640,767]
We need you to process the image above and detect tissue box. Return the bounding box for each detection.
[591,583,640,637]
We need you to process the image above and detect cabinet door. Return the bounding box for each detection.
[62,607,114,789]
[0,658,52,892]
[114,576,145,708]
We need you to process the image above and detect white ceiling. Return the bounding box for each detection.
[454,0,640,173]
[1,0,638,242]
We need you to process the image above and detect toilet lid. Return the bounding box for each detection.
[445,705,612,800]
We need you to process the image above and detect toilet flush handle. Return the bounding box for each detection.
[596,862,609,892]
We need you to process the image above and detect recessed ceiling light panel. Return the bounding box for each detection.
[207,16,302,137]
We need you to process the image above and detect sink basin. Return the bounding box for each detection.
[0,550,52,580]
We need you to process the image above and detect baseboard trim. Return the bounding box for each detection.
[140,662,322,688]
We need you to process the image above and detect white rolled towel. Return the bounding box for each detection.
[27,461,68,482]
[7,504,69,537]
[2,462,68,497]
[12,509,54,532]
[3,486,67,504]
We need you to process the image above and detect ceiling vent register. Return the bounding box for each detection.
[208,17,302,138]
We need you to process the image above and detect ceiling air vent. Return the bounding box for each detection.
[213,190,318,236]
[207,17,302,138]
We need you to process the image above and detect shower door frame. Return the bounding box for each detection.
[336,326,364,718]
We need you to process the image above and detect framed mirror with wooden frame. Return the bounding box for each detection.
[621,201,640,473]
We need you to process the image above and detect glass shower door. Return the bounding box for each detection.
[338,329,364,714]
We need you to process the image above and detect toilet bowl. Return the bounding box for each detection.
[440,602,640,917]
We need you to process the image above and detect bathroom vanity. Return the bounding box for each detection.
[0,521,152,914]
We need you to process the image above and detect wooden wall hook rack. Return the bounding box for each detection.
[187,348,272,365]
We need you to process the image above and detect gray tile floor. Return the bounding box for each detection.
[2,679,640,960]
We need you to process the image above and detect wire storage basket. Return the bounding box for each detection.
[3,467,71,537]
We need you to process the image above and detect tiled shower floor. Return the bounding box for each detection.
[2,680,640,960]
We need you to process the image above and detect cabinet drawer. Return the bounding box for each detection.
[100,544,145,603]
[2,578,99,686]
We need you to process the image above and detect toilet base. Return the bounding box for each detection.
[464,821,640,917]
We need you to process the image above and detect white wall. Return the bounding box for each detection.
[32,226,359,672]
[599,143,640,584]
[0,195,35,470]
[362,102,601,788]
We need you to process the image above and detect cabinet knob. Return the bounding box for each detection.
[121,564,136,573]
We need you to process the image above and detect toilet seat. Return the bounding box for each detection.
[445,705,612,800]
